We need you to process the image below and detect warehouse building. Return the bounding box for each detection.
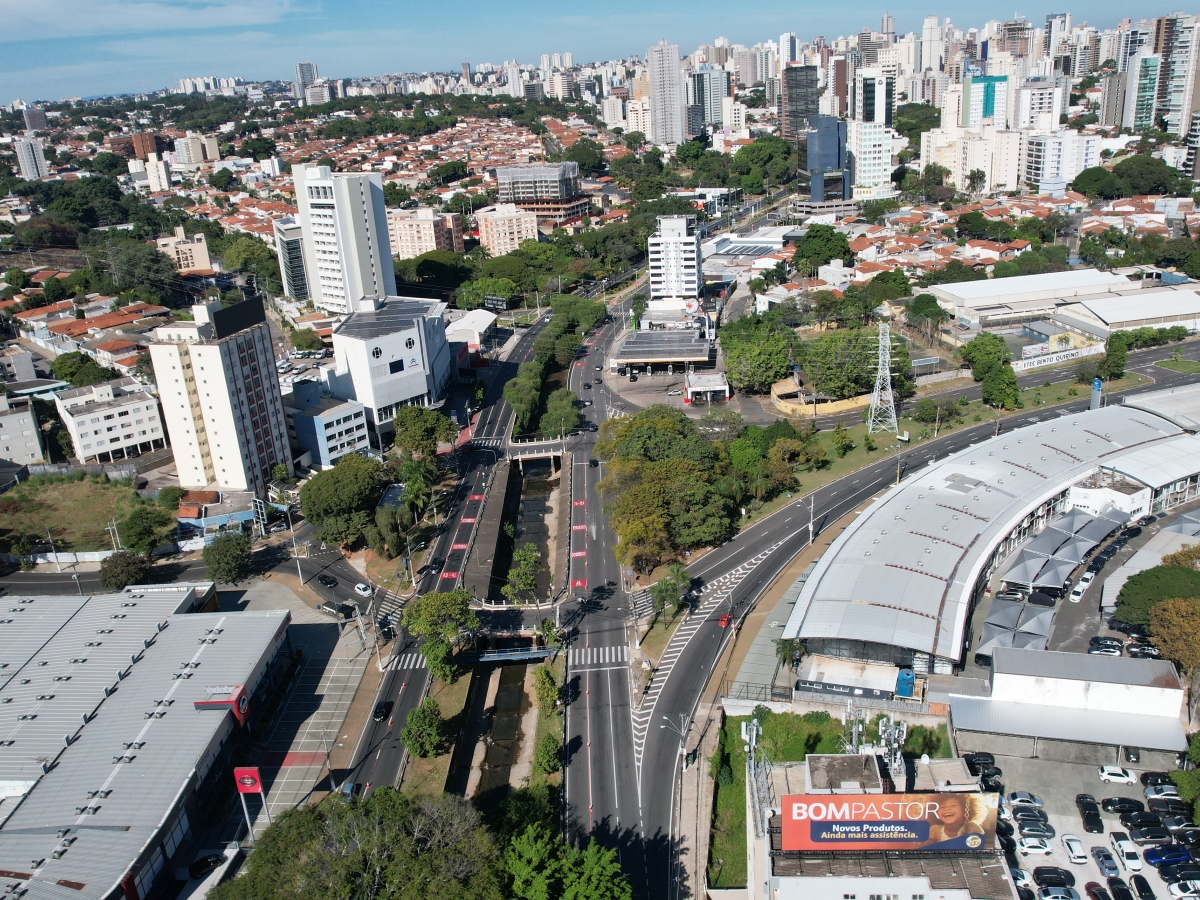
[928,268,1131,328]
[1057,285,1200,336]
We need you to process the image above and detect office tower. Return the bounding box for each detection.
[552,53,562,69]
[156,226,211,272]
[55,378,164,464]
[803,115,850,202]
[1116,21,1155,72]
[780,65,820,139]
[960,74,1008,127]
[1124,52,1162,131]
[921,16,945,71]
[295,62,318,90]
[461,61,471,81]
[548,71,574,100]
[601,96,625,127]
[386,208,464,260]
[475,204,540,256]
[1044,13,1070,58]
[173,134,204,165]
[22,106,47,131]
[691,67,730,127]
[293,165,396,315]
[881,12,895,40]
[505,63,523,97]
[647,216,701,300]
[149,299,292,493]
[541,54,551,73]
[14,138,49,180]
[1154,13,1200,135]
[496,162,588,225]
[846,120,895,200]
[524,82,546,102]
[145,153,171,192]
[646,41,686,146]
[563,52,573,68]
[627,97,652,136]
[853,68,895,126]
[780,33,798,66]
[273,218,309,302]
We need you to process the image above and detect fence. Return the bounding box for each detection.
[26,463,138,481]
[1010,343,1104,373]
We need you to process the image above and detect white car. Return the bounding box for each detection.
[1110,832,1144,872]
[667,389,682,396]
[1168,882,1200,899]
[1069,584,1086,603]
[1099,766,1137,784]
[354,583,372,597]
[1079,571,1095,587]
[1011,868,1033,888]
[1009,792,1045,808]
[1018,837,1054,856]
[1145,784,1181,800]
[1060,834,1088,864]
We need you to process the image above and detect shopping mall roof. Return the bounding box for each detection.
[1122,382,1200,432]
[783,404,1188,661]
[1104,432,1200,490]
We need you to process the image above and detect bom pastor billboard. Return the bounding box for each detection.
[781,793,999,852]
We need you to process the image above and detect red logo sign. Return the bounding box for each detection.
[572,500,586,507]
[233,766,263,794]
[571,524,587,531]
[571,550,587,558]
[451,542,468,551]
[461,517,477,523]
[440,571,459,579]
[571,579,588,588]
[469,494,484,500]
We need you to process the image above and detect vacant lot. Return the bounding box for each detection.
[0,475,142,552]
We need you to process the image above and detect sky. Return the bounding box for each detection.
[0,0,1163,106]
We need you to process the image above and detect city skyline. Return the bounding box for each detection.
[2,0,1164,104]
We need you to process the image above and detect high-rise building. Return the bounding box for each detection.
[852,68,895,126]
[647,216,701,300]
[847,119,896,199]
[1044,13,1071,58]
[552,53,562,69]
[1023,130,1101,192]
[646,41,686,146]
[476,204,540,256]
[803,116,851,202]
[960,74,1009,127]
[173,134,204,165]
[273,218,309,302]
[1153,13,1200,135]
[145,152,172,193]
[1124,52,1162,131]
[540,54,551,73]
[780,65,820,139]
[601,96,626,127]
[780,33,798,66]
[920,15,945,71]
[149,299,292,494]
[461,61,471,81]
[496,162,589,225]
[548,71,574,100]
[295,62,318,91]
[130,132,167,160]
[21,106,47,132]
[627,97,653,136]
[1015,78,1068,130]
[820,56,849,116]
[563,52,574,68]
[305,83,333,105]
[722,98,747,132]
[881,12,896,39]
[386,208,464,260]
[504,63,523,98]
[14,138,49,180]
[691,67,731,127]
[293,165,396,315]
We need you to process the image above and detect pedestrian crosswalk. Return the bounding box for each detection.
[396,653,426,670]
[568,644,628,667]
[469,437,503,448]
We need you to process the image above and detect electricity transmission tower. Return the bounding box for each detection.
[867,322,899,435]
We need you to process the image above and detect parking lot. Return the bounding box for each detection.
[999,755,1185,898]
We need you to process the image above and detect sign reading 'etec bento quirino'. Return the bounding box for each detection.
[781,793,999,852]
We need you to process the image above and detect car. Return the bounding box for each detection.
[1123,526,1144,539]
[589,458,599,467]
[1110,620,1150,641]
[353,582,373,597]
[978,764,1004,779]
[1036,868,1079,888]
[1149,799,1191,817]
[1130,827,1173,846]
[1079,803,1105,834]
[1111,878,1138,900]
[1104,799,1146,814]
[1020,838,1055,856]
[1022,823,1057,839]
[582,382,591,389]
[1126,748,1142,764]
[429,558,444,574]
[372,700,393,722]
[317,574,338,589]
[1015,808,1051,823]
[1101,767,1138,785]
[1011,792,1046,808]
[965,752,996,768]
[1146,846,1193,869]
[1087,883,1115,900]
[999,820,1016,838]
[1166,817,1193,833]
[1080,571,1096,587]
[1039,890,1081,900]
[1021,891,1039,900]
[1128,644,1162,659]
[1146,785,1181,800]
[377,618,395,641]
[341,782,362,800]
[666,389,682,396]
[1111,833,1145,872]
[1120,812,1163,830]
[317,601,354,619]
[1162,866,1200,885]
[1167,883,1200,899]
[1141,773,1174,787]
[188,853,225,880]
[1129,874,1156,900]
[1013,868,1034,888]
[1175,829,1200,847]
[1094,848,1121,879]
[1091,636,1124,648]
[594,365,602,371]
[628,374,637,382]
[997,590,1027,601]
[1091,645,1123,656]
[718,613,733,628]
[1001,835,1019,853]
[984,776,1006,794]
[1070,584,1087,602]
[1062,836,1089,865]
[1138,515,1157,526]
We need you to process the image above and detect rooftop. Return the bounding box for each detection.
[929,269,1130,306]
[990,647,1182,689]
[804,753,883,792]
[1069,287,1200,324]
[1122,382,1200,432]
[333,297,448,341]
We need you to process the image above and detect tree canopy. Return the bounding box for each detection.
[299,454,383,544]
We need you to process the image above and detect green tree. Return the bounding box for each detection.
[533,733,562,774]
[156,485,185,510]
[561,840,633,900]
[622,131,645,150]
[392,406,458,458]
[563,138,606,176]
[299,454,382,544]
[420,637,457,683]
[98,549,150,591]
[202,532,252,583]
[503,543,544,605]
[209,168,236,191]
[539,388,580,438]
[402,588,479,642]
[50,351,117,387]
[290,327,324,351]
[1104,332,1129,378]
[792,224,851,269]
[830,421,855,457]
[965,168,987,196]
[120,506,169,554]
[400,697,443,757]
[533,664,560,712]
[724,332,791,393]
[981,363,1020,409]
[959,332,1011,381]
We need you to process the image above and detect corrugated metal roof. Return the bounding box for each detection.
[1106,433,1200,489]
[1078,288,1200,326]
[784,404,1188,659]
[991,647,1182,688]
[1122,382,1200,433]
[931,269,1128,305]
[948,694,1187,751]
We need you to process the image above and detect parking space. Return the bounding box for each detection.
[999,756,1181,899]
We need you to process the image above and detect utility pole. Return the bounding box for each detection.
[45,527,60,572]
[285,507,302,583]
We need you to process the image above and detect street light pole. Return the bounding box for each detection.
[286,508,303,583]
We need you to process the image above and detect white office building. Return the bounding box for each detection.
[15,138,49,180]
[646,41,686,147]
[293,164,397,314]
[149,299,292,494]
[326,297,454,445]
[648,216,701,300]
[55,377,165,464]
[847,120,897,200]
[145,153,172,193]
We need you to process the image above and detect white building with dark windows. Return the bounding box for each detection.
[55,377,165,464]
[273,217,309,301]
[293,165,396,314]
[15,138,49,181]
[283,380,369,469]
[648,215,701,300]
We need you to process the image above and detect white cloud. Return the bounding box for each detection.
[0,0,298,43]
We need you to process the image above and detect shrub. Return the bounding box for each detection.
[533,732,562,773]
[400,697,443,758]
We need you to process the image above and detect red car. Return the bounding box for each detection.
[718,614,732,628]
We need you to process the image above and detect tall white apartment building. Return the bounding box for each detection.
[15,138,49,180]
[475,204,539,256]
[627,98,652,136]
[173,133,217,165]
[1023,131,1101,193]
[295,62,318,90]
[847,120,897,200]
[780,33,799,66]
[386,208,464,260]
[0,395,42,465]
[647,216,701,300]
[1015,79,1067,131]
[293,164,396,315]
[548,71,574,100]
[646,41,686,146]
[145,153,172,193]
[149,299,292,494]
[55,377,165,464]
[601,96,626,128]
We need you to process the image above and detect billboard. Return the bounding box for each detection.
[781,793,998,852]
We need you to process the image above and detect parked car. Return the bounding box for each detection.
[1141,773,1174,787]
[1111,833,1145,872]
[1020,838,1055,856]
[1001,835,1019,854]
[1175,829,1200,847]
[372,700,393,722]
[1129,874,1156,900]
[666,389,681,396]
[1101,767,1138,785]
[1093,848,1121,879]
[1079,571,1096,587]
[1122,526,1143,539]
[1128,644,1162,659]
[1162,866,1200,885]
[1062,836,1089,865]
[1087,884,1114,900]
[1035,868,1078,888]
[1012,868,1034,888]
[1090,645,1123,656]
[1038,890,1080,900]
[1130,827,1174,846]
[1146,785,1181,801]
[999,820,1016,838]
[1111,878,1137,900]
[1016,808,1051,823]
[1126,748,1142,764]
[1120,812,1163,830]
[1070,584,1087,602]
[1149,798,1192,817]
[1146,846,1193,869]
[341,782,362,800]
[1091,636,1124,648]
[188,853,225,881]
[1104,798,1146,814]
[997,590,1027,601]
[1167,882,1200,899]
[1137,515,1157,526]
[1011,792,1046,808]
[1022,823,1057,839]
[965,752,996,768]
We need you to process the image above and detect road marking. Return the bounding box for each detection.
[607,666,620,813]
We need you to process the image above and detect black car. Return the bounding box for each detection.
[1176,829,1200,847]
[1161,864,1200,884]
[1019,889,1037,900]
[1103,797,1145,814]
[1141,772,1173,787]
[317,574,338,588]
[1137,515,1157,526]
[582,382,591,389]
[964,752,995,768]
[1122,526,1143,539]
[1087,885,1113,900]
[430,558,444,574]
[1149,798,1191,816]
[983,777,1005,793]
[1121,812,1163,830]
[1091,636,1124,648]
[1128,644,1162,659]
[998,820,1015,838]
[1109,620,1149,640]
[1014,808,1050,823]
[1035,868,1076,888]
[188,853,225,880]
[1129,826,1173,846]
[1129,875,1155,900]
[372,700,393,722]
[1080,808,1105,834]
[1000,834,1018,853]
[1109,878,1136,900]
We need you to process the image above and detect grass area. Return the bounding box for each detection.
[0,474,146,552]
[638,606,686,662]
[1158,359,1200,373]
[528,653,566,788]
[400,673,472,798]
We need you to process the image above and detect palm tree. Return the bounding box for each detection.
[667,563,691,608]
